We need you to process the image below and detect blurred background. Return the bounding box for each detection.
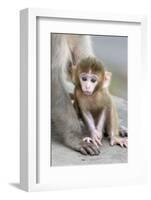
[91,35,128,99]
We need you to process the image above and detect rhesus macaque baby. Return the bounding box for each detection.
[72,57,127,148]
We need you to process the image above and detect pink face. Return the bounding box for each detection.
[79,72,99,96]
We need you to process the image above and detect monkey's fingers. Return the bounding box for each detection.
[80,142,100,155]
[84,146,97,155]
[96,136,103,146]
[91,140,99,149]
[79,147,88,155]
[92,137,102,147]
[87,144,100,155]
[83,137,101,148]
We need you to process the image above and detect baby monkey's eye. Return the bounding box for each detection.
[91,78,97,83]
[82,77,87,81]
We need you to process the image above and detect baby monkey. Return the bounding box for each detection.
[72,57,127,149]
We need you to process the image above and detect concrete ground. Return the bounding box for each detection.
[51,96,128,166]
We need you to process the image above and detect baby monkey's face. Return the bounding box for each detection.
[79,72,99,96]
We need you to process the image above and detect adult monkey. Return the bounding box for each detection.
[51,33,127,155]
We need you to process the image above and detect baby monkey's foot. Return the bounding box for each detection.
[110,136,128,148]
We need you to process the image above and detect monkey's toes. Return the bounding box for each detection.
[110,137,128,148]
[119,137,128,148]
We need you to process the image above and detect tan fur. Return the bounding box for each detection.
[72,57,127,148]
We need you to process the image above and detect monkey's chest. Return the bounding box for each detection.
[78,95,104,114]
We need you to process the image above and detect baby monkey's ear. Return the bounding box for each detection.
[103,71,112,88]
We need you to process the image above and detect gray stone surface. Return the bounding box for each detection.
[51,96,128,166]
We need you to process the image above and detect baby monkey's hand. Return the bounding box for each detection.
[83,130,102,149]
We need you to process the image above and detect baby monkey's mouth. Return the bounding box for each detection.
[83,91,92,96]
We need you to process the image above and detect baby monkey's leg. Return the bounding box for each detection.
[107,107,128,148]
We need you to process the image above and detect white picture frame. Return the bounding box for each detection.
[20,8,147,192]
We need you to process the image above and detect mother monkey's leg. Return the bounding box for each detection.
[51,34,100,155]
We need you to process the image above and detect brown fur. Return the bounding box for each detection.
[72,57,126,147]
[74,57,105,90]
